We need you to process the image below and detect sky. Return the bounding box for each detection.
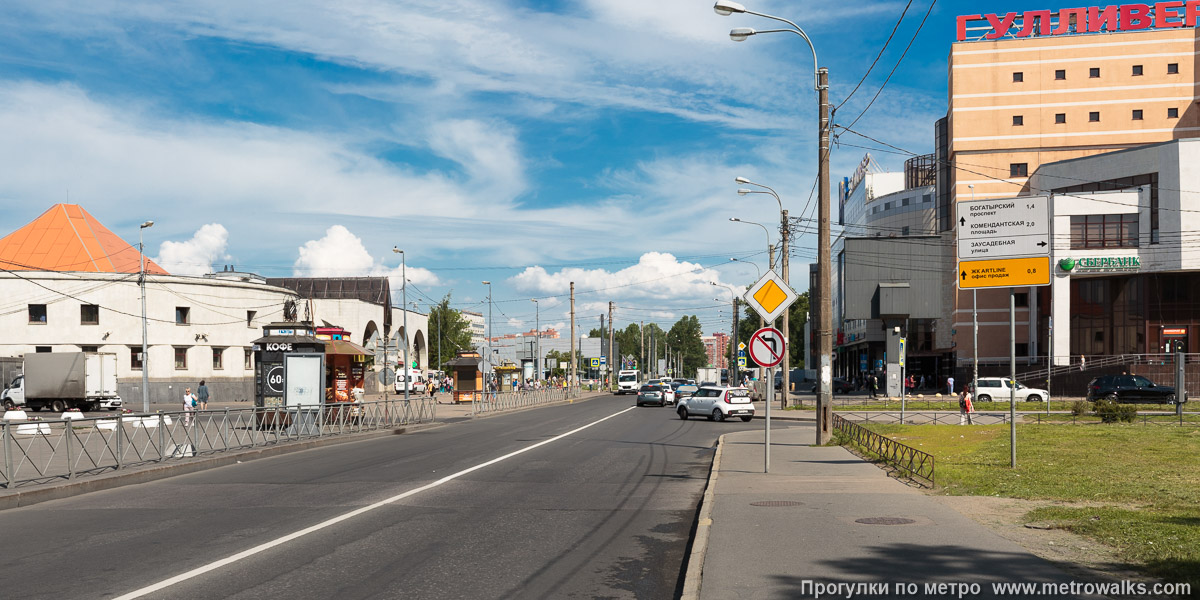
[0,0,1062,338]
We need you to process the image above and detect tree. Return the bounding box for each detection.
[428,293,475,371]
[667,315,706,377]
[788,291,810,368]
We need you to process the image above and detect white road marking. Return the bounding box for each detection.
[115,405,637,599]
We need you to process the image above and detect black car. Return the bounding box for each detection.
[810,377,854,394]
[636,384,667,407]
[1087,374,1177,404]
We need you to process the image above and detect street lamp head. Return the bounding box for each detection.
[140,221,154,229]
[729,27,756,42]
[393,246,403,254]
[713,0,746,16]
[737,188,752,196]
[735,176,751,184]
[482,280,491,285]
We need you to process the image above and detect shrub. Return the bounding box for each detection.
[1070,400,1089,416]
[1093,398,1137,423]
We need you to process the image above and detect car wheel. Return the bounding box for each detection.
[636,402,643,407]
[740,416,753,422]
[1026,394,1042,403]
[51,399,67,413]
[2,399,14,411]
[712,409,724,423]
[977,395,991,403]
[1105,393,1119,403]
[677,406,689,420]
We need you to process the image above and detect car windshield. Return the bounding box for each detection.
[619,374,637,382]
[639,385,658,392]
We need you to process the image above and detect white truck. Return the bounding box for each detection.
[696,368,721,385]
[1,352,123,412]
[617,369,640,394]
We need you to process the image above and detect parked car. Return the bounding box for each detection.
[1086,374,1177,404]
[677,386,755,422]
[636,384,666,407]
[809,377,854,394]
[967,377,1050,403]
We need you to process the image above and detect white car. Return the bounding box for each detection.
[677,386,755,422]
[969,377,1049,403]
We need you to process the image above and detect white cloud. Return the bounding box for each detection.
[154,223,229,275]
[511,251,730,306]
[293,225,442,301]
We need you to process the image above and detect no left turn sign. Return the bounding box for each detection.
[748,327,786,368]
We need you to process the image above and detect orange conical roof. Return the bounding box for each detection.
[0,204,169,275]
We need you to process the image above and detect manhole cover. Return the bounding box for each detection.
[855,517,917,525]
[749,501,804,507]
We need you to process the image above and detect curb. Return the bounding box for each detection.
[681,432,725,600]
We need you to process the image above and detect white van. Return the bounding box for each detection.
[617,370,640,394]
[394,371,426,394]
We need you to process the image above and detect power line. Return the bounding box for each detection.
[841,0,938,133]
[835,0,915,112]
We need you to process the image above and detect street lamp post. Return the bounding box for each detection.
[139,220,154,413]
[718,0,832,442]
[482,280,493,389]
[530,298,540,382]
[393,248,409,400]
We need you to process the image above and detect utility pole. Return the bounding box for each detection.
[640,320,645,377]
[815,67,832,445]
[608,301,615,392]
[780,211,790,410]
[569,282,576,388]
[599,313,605,386]
[731,297,740,385]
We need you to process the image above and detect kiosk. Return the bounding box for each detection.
[445,351,483,404]
[253,322,325,429]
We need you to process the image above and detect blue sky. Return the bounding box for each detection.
[0,0,1068,337]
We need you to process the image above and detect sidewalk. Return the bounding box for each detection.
[689,426,1096,599]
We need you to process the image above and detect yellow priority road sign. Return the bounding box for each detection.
[743,269,799,323]
[957,256,1051,289]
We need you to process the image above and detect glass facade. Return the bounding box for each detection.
[1064,274,1200,355]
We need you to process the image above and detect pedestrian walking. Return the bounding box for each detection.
[947,376,955,395]
[197,380,210,410]
[869,373,878,398]
[428,379,437,401]
[959,387,974,425]
[183,387,197,426]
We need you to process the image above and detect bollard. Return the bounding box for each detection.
[3,423,11,488]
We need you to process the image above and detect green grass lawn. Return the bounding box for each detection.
[859,423,1200,587]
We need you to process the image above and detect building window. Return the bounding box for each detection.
[1089,67,1100,78]
[1012,115,1024,126]
[923,193,932,203]
[174,347,188,370]
[244,349,253,370]
[1010,163,1029,177]
[1132,64,1143,76]
[1012,71,1023,82]
[1055,69,1066,80]
[872,206,880,214]
[213,347,224,370]
[28,304,47,323]
[902,197,911,206]
[35,346,51,353]
[884,202,893,209]
[1014,292,1029,307]
[80,304,100,325]
[81,345,98,353]
[1089,111,1100,122]
[1168,63,1179,74]
[901,226,910,236]
[131,347,143,370]
[176,306,190,325]
[246,310,256,328]
[1168,107,1179,118]
[1055,113,1066,124]
[1070,214,1139,248]
[1132,109,1143,120]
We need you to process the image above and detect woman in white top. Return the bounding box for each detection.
[183,387,197,426]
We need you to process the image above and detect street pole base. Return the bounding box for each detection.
[816,395,833,445]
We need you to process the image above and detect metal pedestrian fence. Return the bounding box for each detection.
[472,387,574,416]
[832,413,935,486]
[1,398,436,489]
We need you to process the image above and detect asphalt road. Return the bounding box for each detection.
[0,393,783,599]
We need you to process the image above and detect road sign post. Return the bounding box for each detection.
[956,196,1051,469]
[749,327,786,473]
